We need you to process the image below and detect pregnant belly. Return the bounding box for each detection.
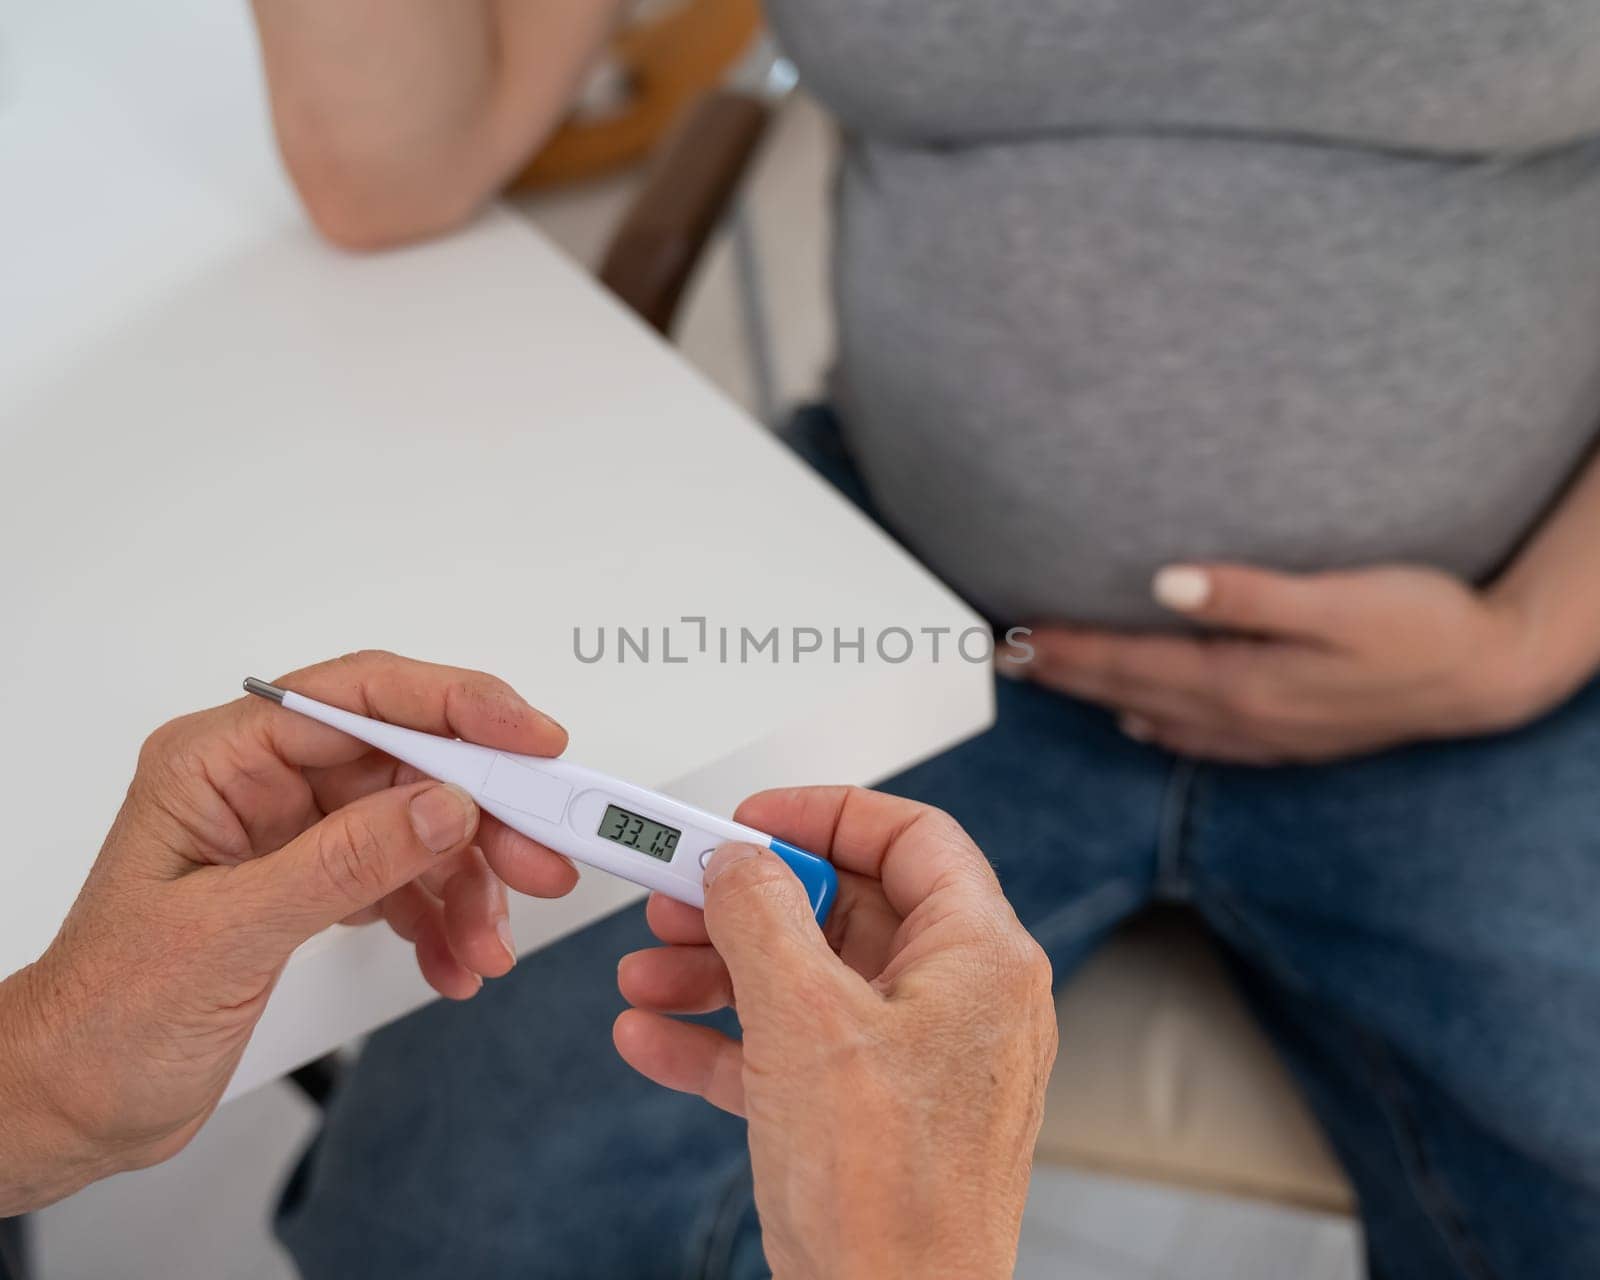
[832,133,1600,626]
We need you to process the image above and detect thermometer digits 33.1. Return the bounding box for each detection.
[243,678,837,924]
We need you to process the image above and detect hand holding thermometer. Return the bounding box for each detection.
[243,678,838,924]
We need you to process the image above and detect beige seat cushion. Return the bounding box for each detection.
[1034,909,1356,1215]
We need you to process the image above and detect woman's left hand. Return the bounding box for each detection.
[1001,562,1578,765]
[0,651,576,1215]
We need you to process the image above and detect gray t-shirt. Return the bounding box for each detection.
[765,0,1600,625]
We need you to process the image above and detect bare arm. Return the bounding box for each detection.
[250,0,623,248]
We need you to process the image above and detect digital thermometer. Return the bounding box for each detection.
[243,678,837,923]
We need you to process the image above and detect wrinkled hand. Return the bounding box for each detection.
[0,651,573,1213]
[614,786,1057,1280]
[1003,563,1565,765]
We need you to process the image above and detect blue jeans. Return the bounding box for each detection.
[278,407,1600,1279]
[0,1217,26,1280]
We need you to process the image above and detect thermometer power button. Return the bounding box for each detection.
[698,847,715,870]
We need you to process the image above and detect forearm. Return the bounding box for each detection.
[1487,441,1600,711]
[250,0,620,246]
[763,1088,1036,1280]
[0,966,101,1216]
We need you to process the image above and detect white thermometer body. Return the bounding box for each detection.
[243,679,837,922]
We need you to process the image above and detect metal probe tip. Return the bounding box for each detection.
[242,676,286,704]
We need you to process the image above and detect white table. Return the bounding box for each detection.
[0,0,991,1102]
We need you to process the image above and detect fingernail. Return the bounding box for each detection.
[1120,715,1154,742]
[409,783,476,853]
[497,680,565,738]
[995,650,1028,680]
[496,915,517,967]
[704,841,763,888]
[1153,565,1211,612]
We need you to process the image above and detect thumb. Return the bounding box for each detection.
[701,843,839,1014]
[1152,562,1346,640]
[227,780,478,956]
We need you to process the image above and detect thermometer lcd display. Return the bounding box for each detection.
[598,804,681,862]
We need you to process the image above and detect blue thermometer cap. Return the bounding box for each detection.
[768,839,838,926]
